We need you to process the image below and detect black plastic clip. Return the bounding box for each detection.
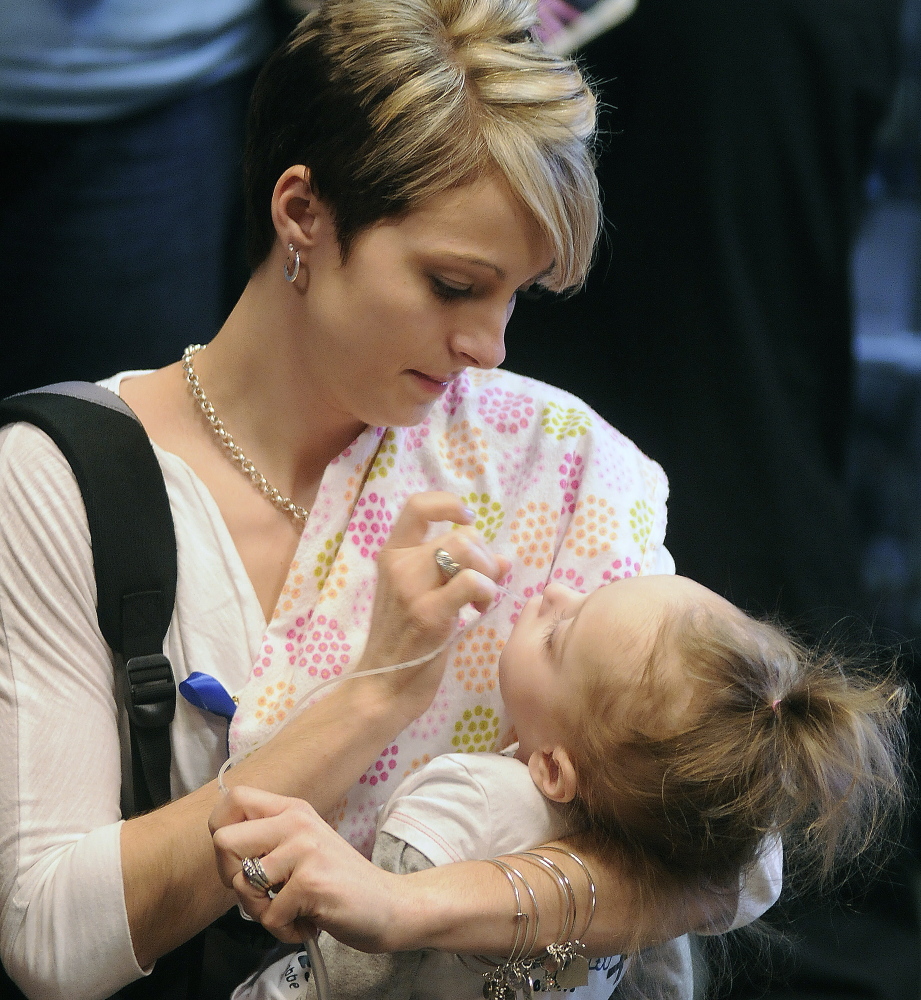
[124,654,176,728]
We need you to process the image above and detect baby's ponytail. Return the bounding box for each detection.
[573,607,909,893]
[762,651,908,880]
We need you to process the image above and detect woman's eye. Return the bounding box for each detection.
[431,277,472,301]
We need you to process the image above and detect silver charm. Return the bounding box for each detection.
[554,954,589,990]
[526,966,548,994]
[483,975,516,1000]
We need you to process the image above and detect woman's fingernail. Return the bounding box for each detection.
[463,508,476,521]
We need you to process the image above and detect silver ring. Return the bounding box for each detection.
[241,856,273,894]
[434,547,462,580]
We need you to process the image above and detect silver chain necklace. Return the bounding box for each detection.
[181,344,310,521]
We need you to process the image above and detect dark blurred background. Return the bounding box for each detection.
[854,0,921,666]
[3,0,921,998]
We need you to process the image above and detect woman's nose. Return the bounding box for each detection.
[452,305,508,370]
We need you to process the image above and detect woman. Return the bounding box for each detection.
[0,2,771,999]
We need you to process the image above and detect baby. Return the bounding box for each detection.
[230,574,906,1000]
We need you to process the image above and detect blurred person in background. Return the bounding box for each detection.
[0,0,278,397]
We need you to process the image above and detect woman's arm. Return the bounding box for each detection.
[121,669,417,969]
[0,444,503,1000]
[211,789,748,961]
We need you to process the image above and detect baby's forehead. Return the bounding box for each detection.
[585,573,723,627]
[580,575,735,688]
[576,580,671,679]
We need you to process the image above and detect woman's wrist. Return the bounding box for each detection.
[376,848,641,958]
[224,672,412,813]
[383,861,524,954]
[346,663,438,732]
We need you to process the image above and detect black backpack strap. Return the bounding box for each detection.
[0,382,178,814]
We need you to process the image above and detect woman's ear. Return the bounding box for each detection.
[271,165,322,249]
[528,746,578,803]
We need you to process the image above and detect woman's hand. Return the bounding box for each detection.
[211,786,403,950]
[356,491,509,715]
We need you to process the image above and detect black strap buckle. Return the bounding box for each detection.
[124,654,176,728]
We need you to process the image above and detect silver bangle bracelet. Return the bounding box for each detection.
[539,846,597,941]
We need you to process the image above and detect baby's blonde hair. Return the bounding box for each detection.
[568,601,908,933]
[244,0,599,291]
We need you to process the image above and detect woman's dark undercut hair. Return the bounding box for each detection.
[243,0,599,292]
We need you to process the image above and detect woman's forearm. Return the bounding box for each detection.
[394,834,741,957]
[223,671,412,814]
[388,843,682,957]
[125,493,507,967]
[213,796,718,961]
[122,674,412,967]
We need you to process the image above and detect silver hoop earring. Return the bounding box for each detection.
[284,243,300,283]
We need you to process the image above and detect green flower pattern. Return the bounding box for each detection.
[367,429,398,480]
[540,402,591,440]
[451,705,500,753]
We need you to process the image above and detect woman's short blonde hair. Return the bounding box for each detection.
[244,0,599,292]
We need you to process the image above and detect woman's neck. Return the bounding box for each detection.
[199,278,368,495]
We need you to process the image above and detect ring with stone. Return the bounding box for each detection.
[434,547,462,580]
[241,856,273,894]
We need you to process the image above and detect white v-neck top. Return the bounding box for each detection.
[0,369,679,999]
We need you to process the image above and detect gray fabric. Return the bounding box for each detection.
[309,835,433,1000]
[237,834,434,1000]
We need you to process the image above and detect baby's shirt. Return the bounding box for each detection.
[233,753,695,1000]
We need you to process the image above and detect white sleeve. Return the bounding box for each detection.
[722,834,784,933]
[378,754,570,865]
[0,424,144,1000]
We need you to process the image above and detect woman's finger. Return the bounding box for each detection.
[256,831,402,950]
[211,791,319,886]
[384,492,472,549]
[418,568,501,619]
[215,799,395,946]
[209,784,306,835]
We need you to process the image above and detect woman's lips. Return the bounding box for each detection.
[409,370,453,394]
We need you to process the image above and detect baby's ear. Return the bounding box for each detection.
[528,747,577,803]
